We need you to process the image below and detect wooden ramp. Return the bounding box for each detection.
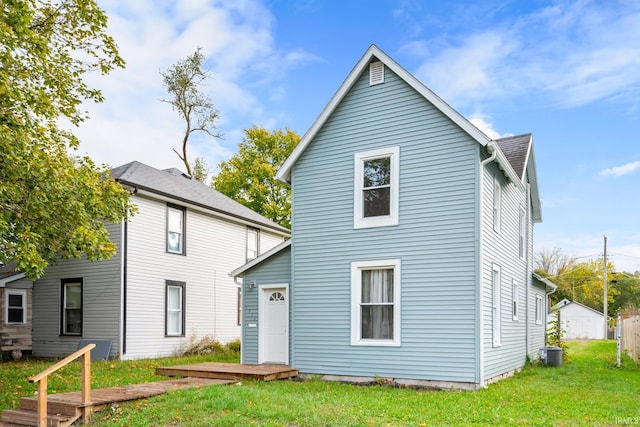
[2,363,297,426]
[1,378,232,427]
[156,362,299,381]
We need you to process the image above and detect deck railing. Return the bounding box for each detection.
[28,343,96,427]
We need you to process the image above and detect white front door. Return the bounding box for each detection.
[259,286,289,364]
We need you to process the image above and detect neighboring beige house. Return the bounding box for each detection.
[549,299,606,340]
[31,161,289,360]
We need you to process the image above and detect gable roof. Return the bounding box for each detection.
[109,161,290,235]
[496,134,542,222]
[551,299,605,317]
[0,263,26,287]
[276,44,523,189]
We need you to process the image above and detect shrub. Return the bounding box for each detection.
[225,339,241,353]
[546,310,569,362]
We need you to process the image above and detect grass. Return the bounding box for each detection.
[1,341,638,426]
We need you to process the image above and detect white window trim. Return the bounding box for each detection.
[492,264,501,347]
[351,259,401,346]
[518,206,526,260]
[493,177,501,233]
[5,289,27,324]
[535,295,543,325]
[512,280,519,321]
[354,146,399,229]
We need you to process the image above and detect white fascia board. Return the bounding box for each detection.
[0,272,26,287]
[229,239,291,277]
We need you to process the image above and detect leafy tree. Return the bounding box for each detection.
[610,272,640,315]
[191,157,210,183]
[161,48,220,176]
[212,126,299,228]
[0,0,134,280]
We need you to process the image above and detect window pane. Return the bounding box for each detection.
[8,294,23,307]
[361,305,394,339]
[167,286,182,310]
[361,269,393,303]
[168,209,183,232]
[363,187,390,217]
[8,308,23,323]
[66,284,81,309]
[363,157,390,187]
[167,311,181,335]
[247,229,258,260]
[65,309,82,334]
[167,231,182,253]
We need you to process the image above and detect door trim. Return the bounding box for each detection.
[258,284,289,365]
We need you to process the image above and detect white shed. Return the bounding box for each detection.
[549,299,606,340]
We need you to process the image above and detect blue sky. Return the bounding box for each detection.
[75,0,640,272]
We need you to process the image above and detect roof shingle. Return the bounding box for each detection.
[109,161,290,234]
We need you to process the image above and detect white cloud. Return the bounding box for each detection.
[468,114,512,140]
[74,0,317,172]
[599,160,640,177]
[407,0,640,112]
[414,31,519,108]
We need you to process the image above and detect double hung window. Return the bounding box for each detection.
[351,259,400,346]
[166,281,185,336]
[61,279,82,335]
[492,265,501,347]
[354,147,399,228]
[5,289,26,324]
[167,205,185,254]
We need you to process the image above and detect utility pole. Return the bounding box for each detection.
[603,235,608,340]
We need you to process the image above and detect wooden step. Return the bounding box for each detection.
[1,409,78,427]
[18,398,79,418]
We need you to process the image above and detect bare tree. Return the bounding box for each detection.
[161,48,220,176]
[534,248,576,277]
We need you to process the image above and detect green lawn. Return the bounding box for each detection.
[1,341,638,426]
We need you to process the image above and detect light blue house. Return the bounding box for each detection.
[231,45,555,389]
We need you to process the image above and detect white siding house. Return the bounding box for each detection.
[232,45,555,389]
[549,299,606,340]
[32,162,289,359]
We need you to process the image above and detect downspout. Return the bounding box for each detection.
[477,141,497,388]
[120,219,128,357]
[525,183,531,359]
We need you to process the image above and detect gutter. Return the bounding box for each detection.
[476,142,497,389]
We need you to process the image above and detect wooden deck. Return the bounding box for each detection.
[156,362,299,381]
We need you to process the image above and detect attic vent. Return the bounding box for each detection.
[369,62,384,85]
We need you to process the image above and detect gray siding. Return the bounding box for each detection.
[32,222,123,358]
[481,156,533,379]
[241,245,292,364]
[290,66,479,382]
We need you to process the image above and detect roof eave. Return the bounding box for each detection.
[123,182,290,236]
[230,239,292,277]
